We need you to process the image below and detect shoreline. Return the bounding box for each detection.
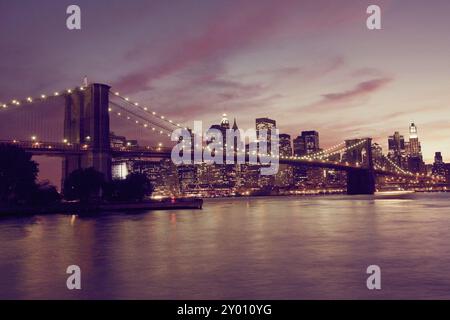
[1,190,448,217]
[198,189,450,200]
[0,198,203,217]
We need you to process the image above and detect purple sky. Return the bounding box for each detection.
[1,0,450,186]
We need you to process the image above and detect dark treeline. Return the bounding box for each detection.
[0,144,153,210]
[64,168,154,203]
[0,144,60,207]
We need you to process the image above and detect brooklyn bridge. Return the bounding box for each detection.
[0,83,442,195]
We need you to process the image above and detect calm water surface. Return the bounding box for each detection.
[1,194,450,299]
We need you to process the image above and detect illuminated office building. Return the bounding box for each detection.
[406,122,425,173]
[279,133,292,157]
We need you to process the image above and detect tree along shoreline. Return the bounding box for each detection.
[1,144,184,216]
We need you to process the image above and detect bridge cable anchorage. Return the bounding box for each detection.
[109,101,173,138]
[0,86,86,110]
[109,91,190,131]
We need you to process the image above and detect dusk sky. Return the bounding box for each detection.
[1,0,450,186]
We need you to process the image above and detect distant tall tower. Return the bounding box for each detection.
[406,122,425,173]
[232,118,238,131]
[221,114,230,129]
[408,122,422,157]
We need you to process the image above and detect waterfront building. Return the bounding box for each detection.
[274,164,294,188]
[111,161,129,180]
[178,165,198,194]
[128,159,180,197]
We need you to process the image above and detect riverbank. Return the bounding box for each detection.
[0,198,203,217]
[188,188,450,200]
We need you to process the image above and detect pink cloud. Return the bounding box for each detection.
[113,0,299,93]
[239,56,345,81]
[318,77,393,107]
[112,0,374,95]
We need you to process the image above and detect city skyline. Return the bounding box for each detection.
[1,0,450,185]
[3,1,450,303]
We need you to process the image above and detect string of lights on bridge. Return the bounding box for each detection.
[0,86,85,110]
[198,138,372,167]
[108,103,172,138]
[373,160,409,176]
[374,160,443,183]
[0,86,368,166]
[108,89,194,149]
[298,142,346,160]
[0,88,401,168]
[380,155,442,181]
[0,85,187,130]
[0,85,180,148]
[110,91,189,131]
[381,155,412,176]
[298,139,369,162]
[104,89,363,164]
[1,85,446,183]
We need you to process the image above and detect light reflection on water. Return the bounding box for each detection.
[1,193,450,299]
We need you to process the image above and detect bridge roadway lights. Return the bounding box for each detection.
[346,168,376,195]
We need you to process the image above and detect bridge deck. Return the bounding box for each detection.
[0,140,432,180]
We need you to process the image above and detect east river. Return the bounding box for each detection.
[1,194,450,299]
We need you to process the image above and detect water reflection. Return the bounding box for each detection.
[1,193,450,299]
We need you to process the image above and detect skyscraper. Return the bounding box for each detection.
[276,133,294,188]
[432,152,446,177]
[279,134,292,157]
[292,131,320,184]
[407,122,422,157]
[256,117,277,154]
[388,131,407,168]
[256,117,276,132]
[204,115,241,195]
[207,114,234,158]
[293,131,320,156]
[406,122,425,173]
[435,152,444,164]
[220,113,230,130]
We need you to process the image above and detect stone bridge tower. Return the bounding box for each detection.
[62,83,112,188]
[346,138,375,195]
